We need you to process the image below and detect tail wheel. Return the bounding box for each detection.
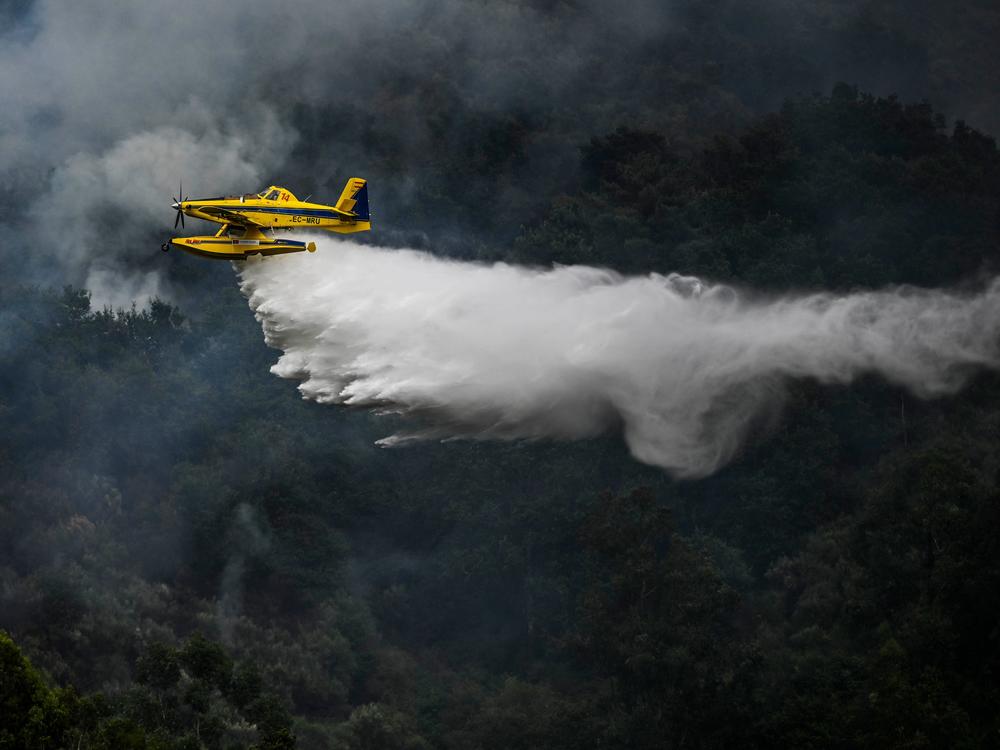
[160,243,170,253]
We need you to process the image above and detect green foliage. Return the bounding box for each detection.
[516,90,1000,291]
[180,634,233,692]
[0,630,304,749]
[230,661,263,711]
[2,85,1000,748]
[0,630,68,748]
[0,630,107,750]
[136,642,181,692]
[449,679,582,750]
[569,489,760,747]
[335,703,428,750]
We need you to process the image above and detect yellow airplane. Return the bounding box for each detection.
[162,178,370,259]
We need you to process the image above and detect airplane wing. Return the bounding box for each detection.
[198,206,265,227]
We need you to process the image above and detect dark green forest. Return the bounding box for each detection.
[3,0,1000,747]
[3,87,1000,748]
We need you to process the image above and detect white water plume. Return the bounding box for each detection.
[238,240,1000,477]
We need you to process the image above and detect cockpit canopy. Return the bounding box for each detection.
[258,186,297,202]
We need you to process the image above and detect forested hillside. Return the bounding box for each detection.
[2,85,999,748]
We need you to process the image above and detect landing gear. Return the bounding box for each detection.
[161,242,170,253]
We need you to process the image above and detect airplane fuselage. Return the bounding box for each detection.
[177,196,371,234]
[165,181,370,260]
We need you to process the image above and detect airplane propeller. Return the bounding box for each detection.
[172,181,188,229]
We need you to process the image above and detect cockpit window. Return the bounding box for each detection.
[266,190,281,201]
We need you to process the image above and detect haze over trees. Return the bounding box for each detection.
[1,1,1000,748]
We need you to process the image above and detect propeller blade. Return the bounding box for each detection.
[171,181,187,229]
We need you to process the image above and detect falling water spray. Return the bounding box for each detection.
[238,240,1000,477]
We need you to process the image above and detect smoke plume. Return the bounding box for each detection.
[239,240,1000,477]
[4,0,998,309]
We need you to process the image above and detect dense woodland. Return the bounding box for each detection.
[3,1,1000,747]
[3,88,999,749]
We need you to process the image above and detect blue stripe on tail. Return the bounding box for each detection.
[353,184,369,221]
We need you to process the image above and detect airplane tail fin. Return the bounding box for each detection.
[335,177,369,221]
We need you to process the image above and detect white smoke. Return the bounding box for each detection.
[30,116,293,308]
[238,239,1000,477]
[0,0,677,305]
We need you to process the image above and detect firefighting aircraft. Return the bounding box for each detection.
[161,178,370,259]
